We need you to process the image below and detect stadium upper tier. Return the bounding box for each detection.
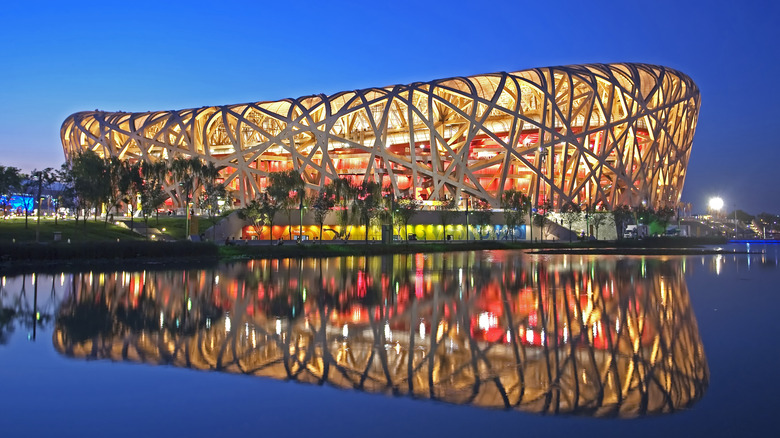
[61,63,700,209]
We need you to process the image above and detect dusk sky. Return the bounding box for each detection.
[1,0,777,214]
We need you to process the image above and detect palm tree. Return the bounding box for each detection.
[327,177,354,239]
[172,157,206,237]
[121,162,144,231]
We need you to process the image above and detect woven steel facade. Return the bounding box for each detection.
[61,63,699,209]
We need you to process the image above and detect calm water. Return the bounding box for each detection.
[1,244,778,437]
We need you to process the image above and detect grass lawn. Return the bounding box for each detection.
[144,216,219,240]
[0,217,143,243]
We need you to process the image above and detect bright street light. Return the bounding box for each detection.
[708,196,724,212]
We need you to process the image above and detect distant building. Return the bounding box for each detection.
[61,63,700,210]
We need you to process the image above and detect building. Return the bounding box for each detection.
[61,63,699,211]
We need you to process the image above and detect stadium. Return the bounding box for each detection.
[61,63,699,213]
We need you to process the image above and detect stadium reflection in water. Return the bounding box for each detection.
[53,252,708,418]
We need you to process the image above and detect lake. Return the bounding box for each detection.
[1,244,778,437]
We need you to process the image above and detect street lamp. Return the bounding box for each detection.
[538,146,547,206]
[708,197,723,217]
[298,191,304,242]
[460,196,470,241]
[585,204,590,239]
[385,193,395,243]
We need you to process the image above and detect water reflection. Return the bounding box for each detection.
[0,273,63,343]
[50,253,708,417]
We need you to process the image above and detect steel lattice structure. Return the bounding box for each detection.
[61,63,699,209]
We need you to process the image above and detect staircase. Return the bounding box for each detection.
[118,221,175,241]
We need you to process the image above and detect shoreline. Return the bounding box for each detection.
[0,236,744,275]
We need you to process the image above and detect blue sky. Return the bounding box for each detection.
[1,0,778,214]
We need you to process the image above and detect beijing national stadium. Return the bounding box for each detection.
[60,63,699,240]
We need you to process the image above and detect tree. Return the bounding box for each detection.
[0,166,22,219]
[171,157,205,211]
[198,179,231,241]
[172,157,206,236]
[120,162,144,232]
[612,205,633,239]
[590,210,608,240]
[28,168,56,241]
[138,161,169,227]
[69,150,109,225]
[267,169,305,240]
[561,202,581,242]
[533,200,553,241]
[50,164,73,225]
[238,194,280,241]
[327,177,354,239]
[56,162,81,224]
[238,199,266,240]
[437,197,458,240]
[310,187,335,241]
[501,189,530,241]
[654,206,676,234]
[19,175,35,229]
[471,199,493,240]
[532,212,547,240]
[395,196,420,240]
[104,157,129,227]
[352,180,382,243]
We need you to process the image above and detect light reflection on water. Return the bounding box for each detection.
[1,251,712,419]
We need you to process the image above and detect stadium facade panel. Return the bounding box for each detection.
[61,63,700,210]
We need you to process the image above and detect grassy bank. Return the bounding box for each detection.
[0,227,729,274]
[0,216,224,243]
[0,218,143,243]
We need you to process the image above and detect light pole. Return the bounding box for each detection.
[585,204,590,239]
[708,196,724,236]
[386,193,395,243]
[538,146,547,207]
[299,193,304,242]
[463,196,470,241]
